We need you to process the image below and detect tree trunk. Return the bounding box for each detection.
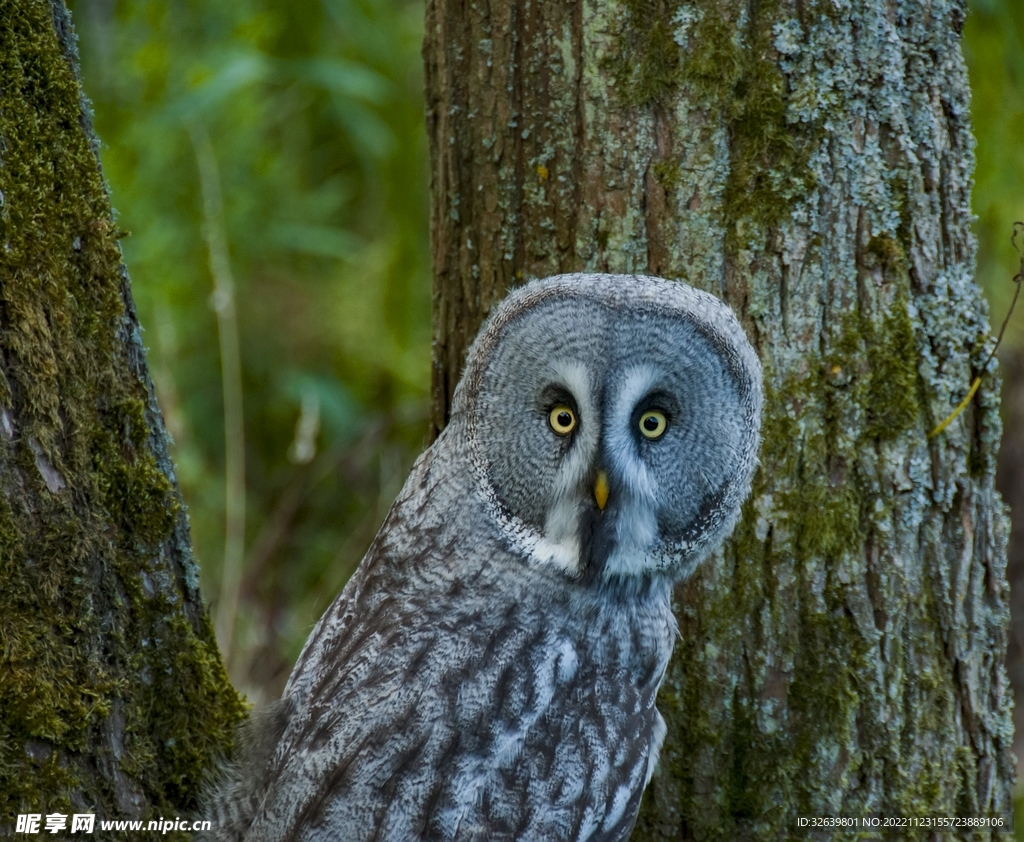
[423,0,1014,836]
[0,0,244,831]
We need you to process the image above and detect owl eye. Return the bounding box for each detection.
[548,405,577,436]
[639,410,668,439]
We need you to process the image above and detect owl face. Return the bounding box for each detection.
[452,274,762,583]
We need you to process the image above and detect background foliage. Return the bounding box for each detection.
[67,0,1024,806]
[967,0,1024,347]
[67,0,432,700]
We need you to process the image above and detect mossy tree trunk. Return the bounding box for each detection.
[424,0,1014,836]
[0,1,245,832]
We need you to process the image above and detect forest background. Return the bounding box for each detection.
[64,0,1024,824]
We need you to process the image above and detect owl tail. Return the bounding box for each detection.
[194,696,294,841]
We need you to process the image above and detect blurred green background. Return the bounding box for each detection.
[66,0,1024,822]
[969,0,1024,349]
[67,0,433,699]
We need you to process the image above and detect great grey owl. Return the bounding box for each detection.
[204,273,762,842]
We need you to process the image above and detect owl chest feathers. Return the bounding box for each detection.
[255,515,677,842]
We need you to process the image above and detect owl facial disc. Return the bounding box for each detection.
[453,274,763,584]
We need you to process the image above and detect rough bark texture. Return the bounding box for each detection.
[0,0,245,832]
[424,0,1014,837]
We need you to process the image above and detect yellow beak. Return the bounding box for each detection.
[594,470,609,511]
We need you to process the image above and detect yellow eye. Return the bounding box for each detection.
[639,410,667,439]
[548,405,577,436]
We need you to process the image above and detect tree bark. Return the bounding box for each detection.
[0,0,244,831]
[423,0,1014,837]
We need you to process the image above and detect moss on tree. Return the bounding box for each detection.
[608,0,823,253]
[0,2,245,832]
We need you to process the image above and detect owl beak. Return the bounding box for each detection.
[594,470,609,511]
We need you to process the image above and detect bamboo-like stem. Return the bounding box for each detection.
[189,121,246,668]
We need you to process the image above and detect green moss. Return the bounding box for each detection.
[652,160,683,198]
[785,483,863,562]
[866,233,907,274]
[711,13,813,249]
[872,580,970,819]
[788,607,863,805]
[122,612,248,808]
[92,396,178,544]
[824,305,921,445]
[608,0,822,252]
[0,2,245,829]
[606,0,686,108]
[680,8,743,101]
[865,300,920,441]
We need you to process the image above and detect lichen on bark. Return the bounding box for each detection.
[0,1,245,831]
[424,0,1014,836]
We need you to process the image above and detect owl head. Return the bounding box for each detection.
[448,274,762,583]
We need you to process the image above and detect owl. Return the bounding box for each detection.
[203,273,762,842]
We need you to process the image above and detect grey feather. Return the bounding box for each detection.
[199,274,762,842]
